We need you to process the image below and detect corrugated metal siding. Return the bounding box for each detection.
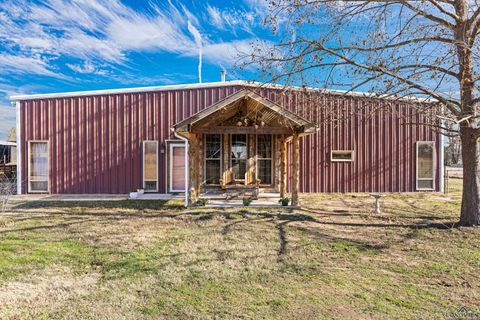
[19,84,441,194]
[259,88,441,193]
[19,86,242,194]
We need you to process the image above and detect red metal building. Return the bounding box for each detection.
[11,81,443,202]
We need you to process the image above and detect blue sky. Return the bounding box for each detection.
[0,0,272,139]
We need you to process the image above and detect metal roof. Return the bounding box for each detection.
[10,80,436,103]
[0,140,16,146]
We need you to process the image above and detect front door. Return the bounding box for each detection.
[170,144,185,192]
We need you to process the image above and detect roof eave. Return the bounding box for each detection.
[10,80,438,103]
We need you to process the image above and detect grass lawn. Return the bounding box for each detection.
[0,179,479,319]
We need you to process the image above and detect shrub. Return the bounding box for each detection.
[279,197,290,206]
[243,198,253,206]
[196,198,208,206]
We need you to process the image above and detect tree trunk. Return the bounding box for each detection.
[460,127,480,226]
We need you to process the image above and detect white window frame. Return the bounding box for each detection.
[256,134,274,186]
[204,134,222,186]
[143,140,159,192]
[230,134,248,181]
[28,140,49,193]
[169,142,186,192]
[416,141,436,191]
[331,150,354,162]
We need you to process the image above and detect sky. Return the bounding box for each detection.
[0,0,272,139]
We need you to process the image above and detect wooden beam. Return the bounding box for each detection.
[194,134,201,197]
[291,133,300,206]
[222,134,231,184]
[198,134,204,194]
[280,135,287,198]
[193,126,294,135]
[173,90,248,132]
[188,134,199,206]
[245,91,313,128]
[247,134,256,185]
[173,89,317,135]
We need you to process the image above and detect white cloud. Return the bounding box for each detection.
[0,103,16,140]
[190,40,256,66]
[66,61,108,75]
[0,0,265,81]
[207,5,224,29]
[0,54,62,78]
[243,0,270,12]
[0,0,198,73]
[205,4,263,34]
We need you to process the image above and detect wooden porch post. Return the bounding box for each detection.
[194,134,201,197]
[197,134,203,196]
[280,135,287,198]
[291,133,300,206]
[222,134,230,184]
[247,134,256,185]
[188,133,199,206]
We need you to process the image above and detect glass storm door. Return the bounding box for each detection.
[231,134,247,181]
[170,144,186,192]
[205,134,222,184]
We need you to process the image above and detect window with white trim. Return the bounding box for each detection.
[416,141,435,190]
[257,134,272,185]
[143,141,158,191]
[28,141,49,192]
[331,150,354,162]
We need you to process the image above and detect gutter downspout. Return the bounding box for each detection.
[174,131,189,207]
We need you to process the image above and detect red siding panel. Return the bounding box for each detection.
[19,84,441,194]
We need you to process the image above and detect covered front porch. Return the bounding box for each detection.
[173,89,316,207]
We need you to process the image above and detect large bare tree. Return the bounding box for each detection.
[245,0,480,226]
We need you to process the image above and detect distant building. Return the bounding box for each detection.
[0,140,16,165]
[0,140,17,180]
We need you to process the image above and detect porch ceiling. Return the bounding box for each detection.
[173,89,316,136]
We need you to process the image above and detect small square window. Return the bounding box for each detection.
[331,150,354,162]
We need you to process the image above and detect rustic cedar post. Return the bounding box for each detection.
[194,133,201,197]
[197,134,203,196]
[280,134,287,198]
[291,133,300,206]
[222,134,230,184]
[247,134,256,185]
[188,134,199,206]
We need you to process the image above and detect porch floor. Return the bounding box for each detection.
[200,192,296,208]
[11,193,183,201]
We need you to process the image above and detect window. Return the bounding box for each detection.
[28,141,49,192]
[257,134,272,185]
[331,150,354,162]
[231,134,247,180]
[143,141,158,191]
[417,141,435,190]
[205,134,222,184]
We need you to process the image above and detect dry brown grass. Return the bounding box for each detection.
[0,180,478,319]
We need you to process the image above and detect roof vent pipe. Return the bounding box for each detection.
[221,69,226,82]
